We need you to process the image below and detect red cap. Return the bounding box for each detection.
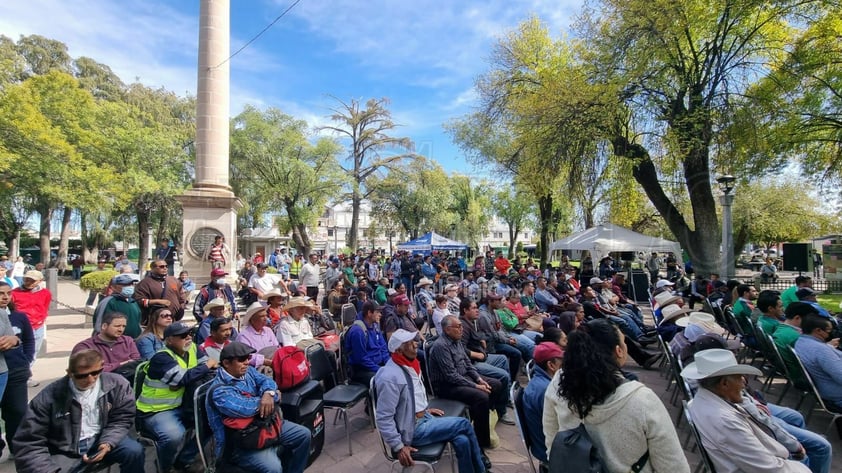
[393,294,411,306]
[210,268,228,277]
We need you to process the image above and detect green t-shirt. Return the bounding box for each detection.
[780,286,799,310]
[732,299,754,335]
[771,324,806,387]
[758,315,781,336]
[374,285,387,305]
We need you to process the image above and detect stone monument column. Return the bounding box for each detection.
[177,0,242,285]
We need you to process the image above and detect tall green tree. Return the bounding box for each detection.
[320,97,415,252]
[579,0,829,275]
[492,190,534,258]
[231,106,344,254]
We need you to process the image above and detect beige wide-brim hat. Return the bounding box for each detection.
[240,302,268,327]
[416,277,434,288]
[23,270,44,281]
[675,312,726,339]
[654,291,681,308]
[261,289,285,301]
[204,297,228,312]
[284,297,312,311]
[659,304,692,325]
[681,348,761,380]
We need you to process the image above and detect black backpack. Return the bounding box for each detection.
[548,423,648,473]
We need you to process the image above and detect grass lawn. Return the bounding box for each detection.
[816,294,842,313]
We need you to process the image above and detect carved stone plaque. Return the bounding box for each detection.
[188,227,221,258]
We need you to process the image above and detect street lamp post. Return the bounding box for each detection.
[333,225,338,256]
[717,175,736,280]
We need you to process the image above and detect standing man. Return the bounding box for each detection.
[134,259,186,322]
[206,342,311,473]
[13,350,145,473]
[156,238,176,276]
[374,329,489,473]
[278,248,292,280]
[813,251,823,279]
[646,252,661,284]
[11,270,51,387]
[299,253,322,300]
[203,235,230,269]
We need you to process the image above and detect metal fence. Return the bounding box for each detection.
[742,277,842,293]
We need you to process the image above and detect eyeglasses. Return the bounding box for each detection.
[72,368,104,379]
[154,265,168,269]
[159,313,173,319]
[175,333,191,339]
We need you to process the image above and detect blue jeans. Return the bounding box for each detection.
[31,325,45,366]
[231,420,311,473]
[607,314,643,341]
[768,403,832,473]
[139,409,199,471]
[511,332,537,360]
[494,341,524,380]
[475,356,510,413]
[0,371,7,402]
[413,412,486,473]
[71,435,145,473]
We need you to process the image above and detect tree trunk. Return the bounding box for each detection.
[348,191,361,252]
[56,206,72,273]
[156,210,169,244]
[137,209,150,269]
[9,230,19,259]
[37,201,53,267]
[613,137,720,278]
[537,194,554,268]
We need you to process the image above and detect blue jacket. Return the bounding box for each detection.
[523,364,551,462]
[193,284,238,321]
[346,318,389,374]
[6,310,34,369]
[206,366,279,458]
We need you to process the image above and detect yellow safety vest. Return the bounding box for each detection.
[136,345,198,413]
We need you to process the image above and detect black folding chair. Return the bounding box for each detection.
[683,400,717,473]
[307,343,369,456]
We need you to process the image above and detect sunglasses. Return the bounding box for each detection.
[72,368,104,379]
[175,332,191,339]
[159,313,173,319]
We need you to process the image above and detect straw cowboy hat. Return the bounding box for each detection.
[416,277,434,288]
[203,297,228,312]
[654,291,681,309]
[659,304,692,325]
[284,297,312,311]
[240,302,268,327]
[680,348,761,380]
[261,288,286,301]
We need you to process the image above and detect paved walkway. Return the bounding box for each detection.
[1,279,840,472]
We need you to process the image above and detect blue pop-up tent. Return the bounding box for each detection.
[396,232,468,254]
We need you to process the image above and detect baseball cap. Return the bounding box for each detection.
[655,279,675,289]
[589,277,604,285]
[393,294,411,306]
[111,274,139,285]
[533,342,564,364]
[210,268,228,277]
[164,323,191,338]
[387,329,418,353]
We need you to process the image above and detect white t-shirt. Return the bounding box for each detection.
[248,274,277,294]
[69,378,102,441]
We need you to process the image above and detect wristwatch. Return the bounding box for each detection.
[263,390,277,397]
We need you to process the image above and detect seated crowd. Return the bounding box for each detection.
[3,250,839,473]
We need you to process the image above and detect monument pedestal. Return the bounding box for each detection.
[177,189,242,285]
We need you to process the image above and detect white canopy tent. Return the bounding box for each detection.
[550,223,681,259]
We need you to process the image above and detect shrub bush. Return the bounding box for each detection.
[80,270,118,291]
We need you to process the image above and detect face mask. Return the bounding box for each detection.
[121,286,135,297]
[565,274,572,280]
[215,278,226,286]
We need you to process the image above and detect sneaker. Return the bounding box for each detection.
[26,379,39,388]
[498,412,515,426]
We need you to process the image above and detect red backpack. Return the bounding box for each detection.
[272,345,310,391]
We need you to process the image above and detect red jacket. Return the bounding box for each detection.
[12,287,52,330]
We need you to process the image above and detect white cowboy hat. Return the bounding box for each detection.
[416,277,434,287]
[261,288,285,301]
[654,291,681,308]
[659,304,692,325]
[203,297,228,312]
[680,348,761,380]
[284,296,312,311]
[240,302,268,327]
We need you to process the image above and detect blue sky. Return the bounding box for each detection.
[0,0,583,176]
